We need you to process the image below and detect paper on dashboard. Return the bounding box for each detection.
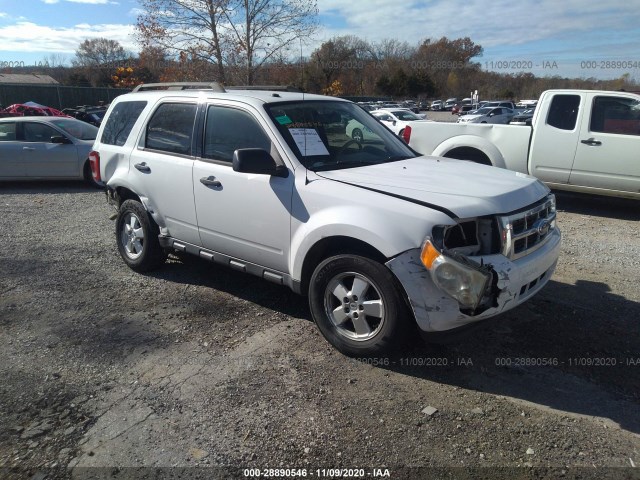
[289,128,330,156]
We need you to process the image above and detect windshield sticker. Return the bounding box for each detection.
[289,128,330,156]
[275,114,293,125]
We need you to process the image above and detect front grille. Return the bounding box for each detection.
[499,195,556,260]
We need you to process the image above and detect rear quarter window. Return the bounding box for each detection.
[100,101,147,146]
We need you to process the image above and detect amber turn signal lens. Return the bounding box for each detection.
[420,240,440,269]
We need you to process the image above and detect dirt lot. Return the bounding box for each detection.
[0,182,639,480]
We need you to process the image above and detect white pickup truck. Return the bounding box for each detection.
[407,89,640,199]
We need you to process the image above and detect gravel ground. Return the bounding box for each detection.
[0,181,639,480]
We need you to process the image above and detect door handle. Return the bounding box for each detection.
[134,162,151,173]
[200,176,222,187]
[580,139,602,146]
[23,147,35,151]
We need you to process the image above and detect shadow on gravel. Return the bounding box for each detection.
[554,191,640,221]
[382,278,640,435]
[145,254,311,320]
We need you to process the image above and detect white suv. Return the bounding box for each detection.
[90,83,561,356]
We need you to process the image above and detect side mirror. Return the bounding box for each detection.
[51,135,71,144]
[232,148,288,178]
[392,120,397,126]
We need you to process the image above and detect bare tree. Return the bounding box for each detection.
[135,0,318,85]
[136,0,230,83]
[224,0,318,85]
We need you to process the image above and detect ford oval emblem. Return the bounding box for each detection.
[534,219,550,236]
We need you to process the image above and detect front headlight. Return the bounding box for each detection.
[420,239,491,310]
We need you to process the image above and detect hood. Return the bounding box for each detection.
[317,156,549,219]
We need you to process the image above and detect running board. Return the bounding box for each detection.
[158,235,297,291]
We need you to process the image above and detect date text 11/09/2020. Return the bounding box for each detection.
[494,357,640,367]
[243,468,391,478]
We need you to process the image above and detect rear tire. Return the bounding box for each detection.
[309,255,410,356]
[116,199,167,272]
[351,128,363,143]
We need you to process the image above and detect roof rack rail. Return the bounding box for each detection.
[227,85,302,93]
[132,82,226,93]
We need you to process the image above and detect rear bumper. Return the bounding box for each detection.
[387,228,561,333]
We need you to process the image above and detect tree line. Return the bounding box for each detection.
[3,0,638,101]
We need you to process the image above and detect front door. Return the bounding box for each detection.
[193,104,293,273]
[23,121,79,177]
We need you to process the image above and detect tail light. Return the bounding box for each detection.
[402,125,412,143]
[89,151,101,182]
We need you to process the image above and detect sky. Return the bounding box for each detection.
[1,0,639,81]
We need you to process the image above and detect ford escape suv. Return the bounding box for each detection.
[90,82,561,356]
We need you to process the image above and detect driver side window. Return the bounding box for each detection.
[24,123,61,143]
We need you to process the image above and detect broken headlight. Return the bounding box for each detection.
[420,238,492,310]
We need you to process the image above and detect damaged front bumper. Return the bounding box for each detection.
[386,227,561,333]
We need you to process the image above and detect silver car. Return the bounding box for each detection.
[457,107,515,124]
[0,116,100,186]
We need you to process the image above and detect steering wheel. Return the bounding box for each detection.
[336,139,362,159]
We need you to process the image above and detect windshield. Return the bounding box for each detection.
[49,118,99,140]
[264,100,416,171]
[475,107,493,115]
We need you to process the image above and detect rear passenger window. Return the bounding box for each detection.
[101,101,147,146]
[145,103,197,155]
[547,94,580,131]
[203,106,271,162]
[590,96,640,136]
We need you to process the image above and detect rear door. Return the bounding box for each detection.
[0,121,25,177]
[131,101,201,245]
[569,92,640,195]
[22,121,79,177]
[529,92,584,184]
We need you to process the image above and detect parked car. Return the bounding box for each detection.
[0,116,101,186]
[371,109,428,136]
[452,104,476,115]
[0,101,68,118]
[444,98,458,111]
[457,107,515,124]
[430,100,444,111]
[91,82,560,356]
[345,119,379,142]
[509,108,536,125]
[482,100,516,110]
[516,100,538,108]
[62,105,108,127]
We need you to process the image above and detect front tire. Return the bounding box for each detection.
[309,255,409,356]
[116,199,167,272]
[351,128,363,143]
